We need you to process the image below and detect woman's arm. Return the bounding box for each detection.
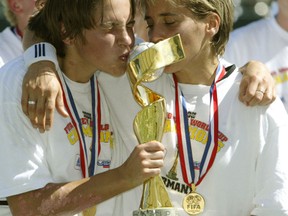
[7,141,164,215]
[21,41,276,132]
[239,60,276,106]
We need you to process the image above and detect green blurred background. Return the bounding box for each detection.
[0,0,278,31]
[0,1,8,30]
[233,0,277,28]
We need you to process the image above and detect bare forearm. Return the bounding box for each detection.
[7,167,135,216]
[7,140,164,215]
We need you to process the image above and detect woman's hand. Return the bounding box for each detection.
[119,141,165,187]
[21,61,68,133]
[239,60,276,106]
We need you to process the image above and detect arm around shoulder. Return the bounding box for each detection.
[238,60,276,106]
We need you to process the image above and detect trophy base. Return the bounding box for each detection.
[133,208,177,216]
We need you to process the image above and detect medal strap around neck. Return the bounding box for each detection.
[174,63,226,188]
[58,72,100,178]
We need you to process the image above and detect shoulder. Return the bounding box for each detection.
[0,56,26,79]
[0,57,26,101]
[0,27,12,37]
[0,27,18,44]
[0,28,23,64]
[218,65,241,95]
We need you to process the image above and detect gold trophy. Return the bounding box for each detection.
[127,34,185,216]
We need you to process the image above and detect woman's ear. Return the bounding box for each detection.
[61,23,74,45]
[206,12,220,37]
[63,37,74,46]
[35,0,46,10]
[8,0,23,13]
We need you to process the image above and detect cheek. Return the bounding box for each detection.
[82,45,103,59]
[84,38,114,57]
[181,35,201,57]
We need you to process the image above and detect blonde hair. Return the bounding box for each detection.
[1,0,17,26]
[140,0,234,56]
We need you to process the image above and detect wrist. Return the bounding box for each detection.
[116,165,139,189]
[23,42,58,69]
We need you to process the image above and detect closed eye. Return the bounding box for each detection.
[127,20,136,28]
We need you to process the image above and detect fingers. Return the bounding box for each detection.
[27,99,38,128]
[21,61,62,132]
[141,140,165,153]
[238,76,250,105]
[24,97,47,133]
[138,141,165,173]
[140,151,164,169]
[35,96,49,133]
[55,88,69,117]
[258,84,276,106]
[239,78,276,106]
[44,97,55,131]
[239,60,276,106]
[238,75,262,106]
[22,80,39,128]
[246,89,266,106]
[121,141,165,185]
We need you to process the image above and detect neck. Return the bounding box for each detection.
[15,16,27,39]
[58,45,98,83]
[174,57,219,86]
[59,57,95,83]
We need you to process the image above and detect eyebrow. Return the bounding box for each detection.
[100,15,135,27]
[144,12,179,20]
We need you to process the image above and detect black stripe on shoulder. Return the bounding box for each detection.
[34,43,47,58]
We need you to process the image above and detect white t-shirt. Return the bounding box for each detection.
[0,27,23,68]
[98,64,288,215]
[0,57,113,215]
[224,16,288,112]
[155,70,288,216]
[265,47,288,113]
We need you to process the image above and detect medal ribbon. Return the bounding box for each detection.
[174,63,226,187]
[57,72,100,178]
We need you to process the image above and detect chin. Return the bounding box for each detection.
[102,64,127,77]
[111,68,127,77]
[113,71,126,77]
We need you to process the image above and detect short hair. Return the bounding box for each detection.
[140,0,234,56]
[28,0,136,57]
[1,0,17,26]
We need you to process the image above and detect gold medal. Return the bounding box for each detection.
[182,184,205,215]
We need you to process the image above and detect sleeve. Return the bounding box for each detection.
[0,65,53,198]
[251,98,288,216]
